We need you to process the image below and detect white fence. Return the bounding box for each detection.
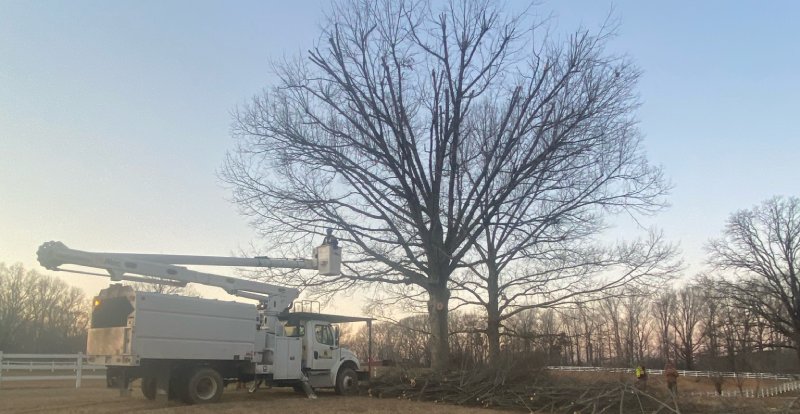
[546,365,798,381]
[686,381,800,398]
[547,365,800,398]
[0,352,106,388]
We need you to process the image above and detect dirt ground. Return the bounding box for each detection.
[554,371,800,413]
[3,375,800,413]
[0,380,509,414]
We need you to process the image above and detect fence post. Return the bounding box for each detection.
[76,352,83,388]
[0,350,4,387]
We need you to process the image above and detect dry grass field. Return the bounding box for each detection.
[0,380,509,414]
[3,373,800,413]
[555,369,786,394]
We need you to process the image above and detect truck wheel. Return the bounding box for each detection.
[335,367,358,395]
[182,367,224,404]
[141,377,157,400]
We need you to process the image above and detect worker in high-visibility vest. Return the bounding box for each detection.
[635,364,648,390]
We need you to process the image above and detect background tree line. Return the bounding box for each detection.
[0,263,88,353]
[341,196,800,372]
[344,281,798,374]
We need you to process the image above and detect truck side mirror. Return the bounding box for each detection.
[334,325,340,346]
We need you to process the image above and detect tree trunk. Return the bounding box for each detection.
[487,314,501,365]
[486,265,501,365]
[684,342,694,370]
[793,334,800,365]
[428,285,450,371]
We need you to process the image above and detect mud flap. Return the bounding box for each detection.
[155,365,170,402]
[118,370,131,397]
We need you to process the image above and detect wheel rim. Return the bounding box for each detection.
[195,376,218,400]
[342,374,356,393]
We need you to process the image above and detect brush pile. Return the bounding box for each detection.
[367,365,681,413]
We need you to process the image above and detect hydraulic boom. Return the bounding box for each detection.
[36,232,341,315]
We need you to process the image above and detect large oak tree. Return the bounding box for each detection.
[224,0,665,370]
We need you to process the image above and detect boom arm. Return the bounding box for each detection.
[36,235,341,315]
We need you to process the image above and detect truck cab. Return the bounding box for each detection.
[279,312,370,391]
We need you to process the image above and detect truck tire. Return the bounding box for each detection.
[141,377,157,400]
[335,367,358,395]
[181,367,224,404]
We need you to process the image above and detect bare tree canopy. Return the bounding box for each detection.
[452,230,679,363]
[708,196,800,360]
[223,0,666,370]
[0,262,88,353]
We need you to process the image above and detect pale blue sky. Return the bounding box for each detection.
[1,1,798,306]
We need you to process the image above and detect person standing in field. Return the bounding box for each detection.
[635,364,648,390]
[664,361,679,395]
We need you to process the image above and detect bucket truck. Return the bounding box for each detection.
[36,232,372,404]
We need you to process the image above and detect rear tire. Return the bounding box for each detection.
[141,377,157,400]
[181,367,224,404]
[335,367,358,395]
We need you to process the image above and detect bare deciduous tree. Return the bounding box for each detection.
[670,285,705,370]
[0,263,88,353]
[223,0,666,369]
[708,196,800,361]
[622,294,651,364]
[452,231,677,364]
[652,288,675,361]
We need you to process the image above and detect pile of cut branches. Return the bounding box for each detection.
[367,365,682,413]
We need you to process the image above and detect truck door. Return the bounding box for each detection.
[310,323,338,371]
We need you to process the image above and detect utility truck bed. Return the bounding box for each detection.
[88,286,257,365]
